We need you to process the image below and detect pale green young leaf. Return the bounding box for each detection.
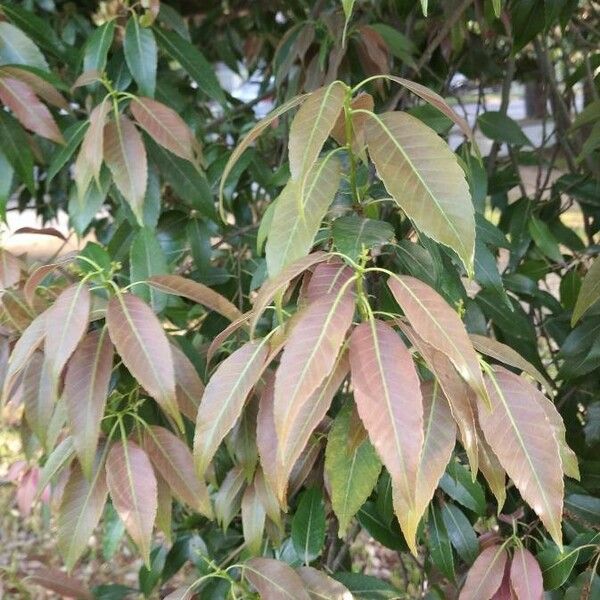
[124,17,157,97]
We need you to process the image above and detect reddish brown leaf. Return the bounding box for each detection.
[254,466,281,528]
[131,96,197,162]
[256,372,279,494]
[476,422,507,512]
[57,459,108,570]
[330,92,374,150]
[27,567,93,600]
[144,425,212,517]
[64,329,113,478]
[296,567,353,600]
[246,558,310,600]
[171,343,204,421]
[0,77,64,143]
[24,263,59,307]
[45,282,91,379]
[23,352,57,447]
[71,69,102,89]
[103,114,147,221]
[106,294,180,428]
[13,226,67,240]
[349,319,423,552]
[510,547,543,600]
[194,339,269,476]
[273,285,355,483]
[149,274,242,322]
[459,545,508,600]
[106,439,157,565]
[303,260,354,304]
[388,275,487,403]
[0,65,68,108]
[479,367,564,548]
[0,247,21,289]
[206,311,251,366]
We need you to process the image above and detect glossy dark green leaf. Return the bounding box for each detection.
[332,215,394,261]
[439,463,486,516]
[478,111,531,146]
[47,121,89,184]
[564,571,600,600]
[474,240,512,310]
[0,21,48,70]
[511,0,546,51]
[440,503,478,565]
[0,110,34,193]
[130,227,168,312]
[428,505,454,581]
[83,21,115,74]
[564,494,600,527]
[69,169,111,235]
[124,18,157,97]
[357,502,406,551]
[138,545,167,597]
[528,216,563,262]
[291,488,326,565]
[332,573,400,599]
[537,543,579,590]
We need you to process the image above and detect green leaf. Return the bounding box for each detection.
[325,403,382,537]
[332,215,394,261]
[477,111,531,146]
[474,240,512,310]
[0,21,48,70]
[124,17,157,97]
[291,488,326,565]
[441,504,478,565]
[564,494,600,527]
[365,111,475,274]
[0,148,13,220]
[428,504,454,581]
[572,258,600,325]
[511,0,546,52]
[68,168,111,235]
[492,0,503,16]
[357,502,406,551]
[0,109,34,193]
[537,544,578,590]
[83,21,115,74]
[47,121,89,184]
[153,26,226,104]
[528,216,563,262]
[439,463,486,516]
[332,573,400,599]
[130,227,168,312]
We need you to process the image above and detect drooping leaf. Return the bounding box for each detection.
[266,156,341,277]
[35,436,74,498]
[428,504,455,581]
[155,474,172,545]
[45,283,91,379]
[288,81,346,182]
[572,258,600,325]
[241,481,266,555]
[291,488,326,565]
[510,547,543,600]
[439,462,486,516]
[123,17,157,97]
[22,353,55,446]
[325,402,381,537]
[0,77,63,143]
[414,380,456,526]
[0,109,34,193]
[170,343,204,422]
[103,115,148,223]
[349,319,423,553]
[441,504,478,565]
[214,466,246,530]
[130,227,168,312]
[476,424,506,511]
[105,439,157,566]
[365,111,475,272]
[0,22,49,71]
[64,329,114,479]
[296,567,353,600]
[149,274,243,322]
[0,65,67,108]
[194,339,269,476]
[106,294,180,427]
[388,275,487,403]
[27,567,92,600]
[478,367,564,548]
[458,545,508,600]
[143,425,212,517]
[273,286,355,489]
[131,97,196,162]
[245,558,310,600]
[58,458,109,570]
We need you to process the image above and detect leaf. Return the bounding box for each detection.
[332,573,400,599]
[64,329,114,479]
[0,109,34,193]
[171,343,204,421]
[0,22,48,70]
[564,494,600,527]
[479,367,564,547]
[45,283,91,379]
[349,319,423,553]
[130,227,168,312]
[439,463,486,516]
[106,294,180,427]
[332,215,394,262]
[296,567,353,600]
[245,558,310,600]
[214,466,246,529]
[365,111,475,273]
[27,567,92,600]
[330,92,374,154]
[292,488,326,566]
[388,276,487,403]
[469,333,552,394]
[251,251,330,333]
[143,425,212,517]
[325,402,381,537]
[458,545,508,600]
[537,544,578,590]
[241,481,266,555]
[131,97,196,162]
[572,258,600,325]
[510,547,543,600]
[193,339,269,476]
[414,380,456,525]
[273,285,355,488]
[476,426,507,512]
[83,21,115,73]
[35,436,74,498]
[105,439,157,566]
[152,26,225,104]
[75,98,110,197]
[428,504,454,581]
[0,77,63,143]
[58,458,109,570]
[124,18,157,97]
[288,81,345,184]
[266,156,341,277]
[492,0,503,16]
[149,274,242,322]
[478,111,531,146]
[441,504,478,565]
[103,115,148,222]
